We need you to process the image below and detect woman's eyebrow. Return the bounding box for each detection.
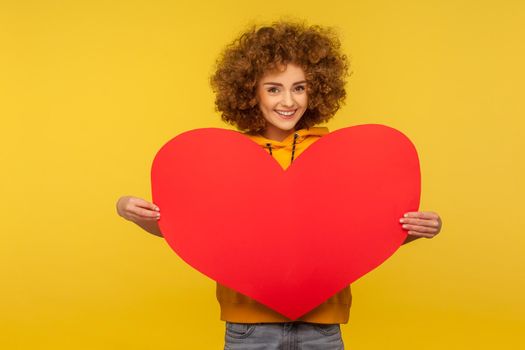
[263,80,307,86]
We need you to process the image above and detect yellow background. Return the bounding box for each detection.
[1,0,524,348]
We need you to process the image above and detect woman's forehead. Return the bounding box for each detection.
[259,63,306,81]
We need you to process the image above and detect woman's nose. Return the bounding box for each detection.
[281,91,295,107]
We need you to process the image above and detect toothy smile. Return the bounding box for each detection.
[275,110,297,116]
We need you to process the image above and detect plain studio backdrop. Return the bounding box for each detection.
[1,0,523,349]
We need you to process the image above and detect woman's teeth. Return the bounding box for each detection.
[275,110,295,116]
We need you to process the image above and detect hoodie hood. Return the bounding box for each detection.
[244,127,329,169]
[248,127,329,149]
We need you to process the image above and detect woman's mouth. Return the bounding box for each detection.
[274,109,297,119]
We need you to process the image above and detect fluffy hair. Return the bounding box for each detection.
[210,21,350,133]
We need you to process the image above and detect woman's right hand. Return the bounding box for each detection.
[116,196,160,223]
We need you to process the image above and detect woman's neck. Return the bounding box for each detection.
[262,126,296,142]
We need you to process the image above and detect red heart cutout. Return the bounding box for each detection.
[151,124,420,320]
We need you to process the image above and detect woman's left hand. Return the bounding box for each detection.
[399,211,442,238]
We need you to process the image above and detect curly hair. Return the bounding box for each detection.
[210,21,350,133]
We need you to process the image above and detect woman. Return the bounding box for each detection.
[117,21,442,349]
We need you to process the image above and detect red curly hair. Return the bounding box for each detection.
[210,21,350,133]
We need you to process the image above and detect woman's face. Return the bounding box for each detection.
[256,63,308,141]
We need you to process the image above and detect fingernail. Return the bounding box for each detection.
[402,224,408,228]
[155,207,160,211]
[404,213,408,217]
[399,218,404,223]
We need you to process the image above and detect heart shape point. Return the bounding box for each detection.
[151,124,420,320]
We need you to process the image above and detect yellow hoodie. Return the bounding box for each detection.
[216,127,352,324]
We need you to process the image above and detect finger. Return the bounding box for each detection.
[400,218,440,227]
[407,231,435,238]
[133,207,161,218]
[131,197,160,211]
[129,213,160,222]
[401,224,438,233]
[403,211,439,220]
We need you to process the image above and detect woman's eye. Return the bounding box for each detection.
[266,85,305,94]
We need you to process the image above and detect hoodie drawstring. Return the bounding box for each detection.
[266,133,299,166]
[265,143,273,156]
[291,132,298,163]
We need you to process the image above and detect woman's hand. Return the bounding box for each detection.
[116,196,163,237]
[116,196,160,223]
[400,211,442,239]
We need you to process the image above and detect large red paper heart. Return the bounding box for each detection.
[151,124,420,320]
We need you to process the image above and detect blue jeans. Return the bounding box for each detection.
[224,322,344,350]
